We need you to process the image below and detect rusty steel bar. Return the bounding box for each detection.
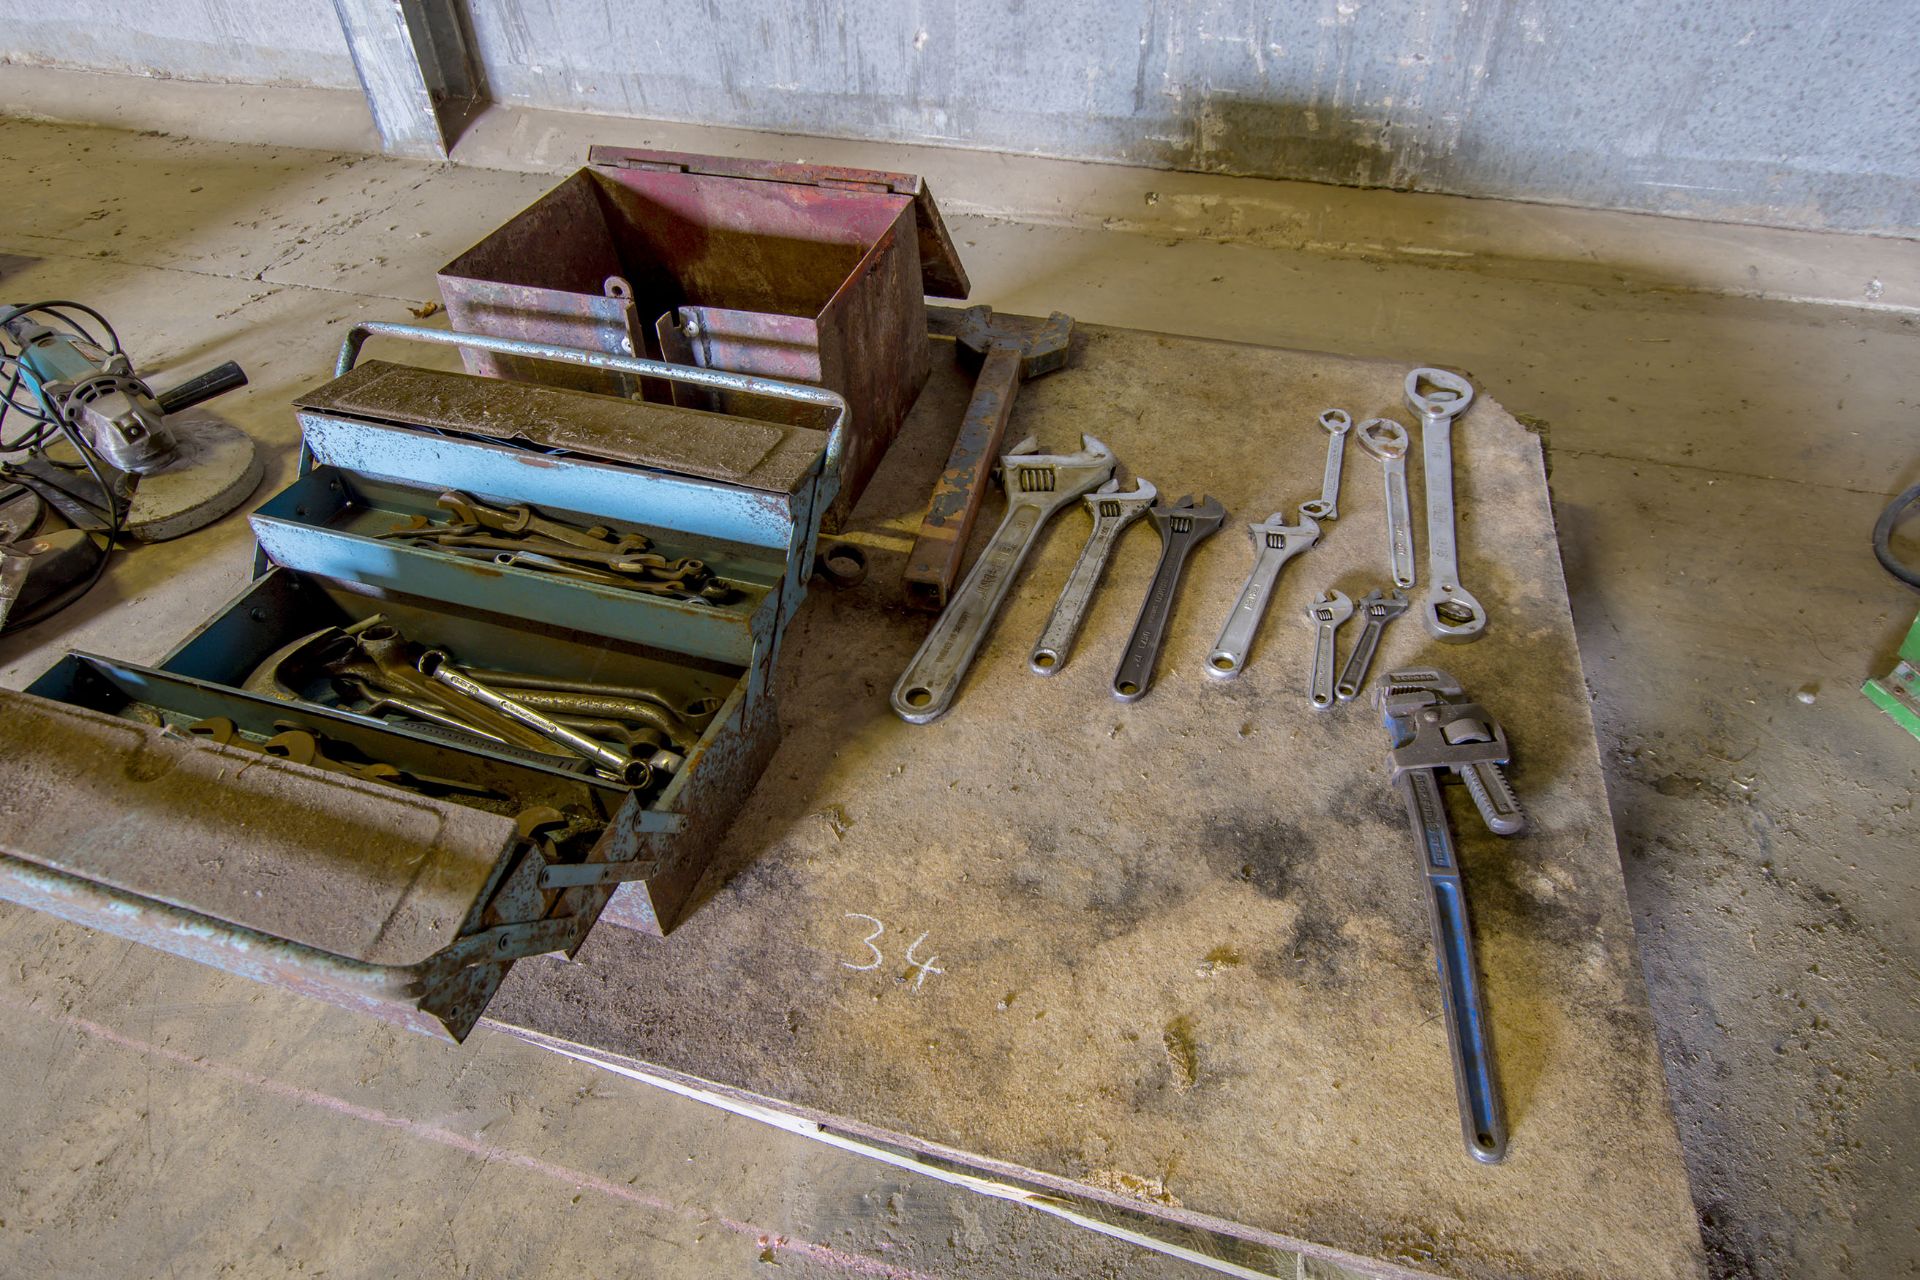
[902,342,1023,612]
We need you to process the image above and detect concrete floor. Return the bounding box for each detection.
[0,98,1914,1280]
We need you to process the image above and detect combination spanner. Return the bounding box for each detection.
[1030,476,1157,675]
[892,435,1115,723]
[1376,668,1526,1163]
[1112,494,1225,701]
[1334,587,1411,701]
[1206,511,1320,679]
[1304,589,1354,709]
[1299,409,1352,521]
[1406,368,1487,643]
[1355,417,1416,590]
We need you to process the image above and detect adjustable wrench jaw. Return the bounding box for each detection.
[996,434,1118,515]
[1028,476,1157,676]
[892,435,1115,724]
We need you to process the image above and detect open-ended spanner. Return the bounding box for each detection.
[1335,587,1411,701]
[1299,409,1352,521]
[1356,417,1416,590]
[1206,511,1320,679]
[1304,588,1354,708]
[1029,476,1157,675]
[1376,668,1526,1163]
[1113,494,1225,701]
[1407,368,1487,643]
[893,435,1115,723]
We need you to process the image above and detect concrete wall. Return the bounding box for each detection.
[463,0,1920,237]
[0,0,357,89]
[1,1,1914,236]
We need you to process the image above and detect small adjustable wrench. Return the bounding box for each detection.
[1356,417,1416,590]
[893,435,1115,723]
[1304,588,1354,709]
[1113,495,1225,701]
[1407,368,1487,643]
[1030,476,1157,674]
[1376,668,1526,1163]
[1299,409,1351,521]
[1207,511,1320,678]
[1334,587,1410,701]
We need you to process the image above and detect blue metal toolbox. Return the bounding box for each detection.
[0,324,847,1040]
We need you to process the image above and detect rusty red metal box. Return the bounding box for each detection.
[438,147,970,528]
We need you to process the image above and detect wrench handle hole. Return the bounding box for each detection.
[903,687,932,708]
[1210,654,1235,671]
[1032,651,1057,670]
[1116,680,1140,697]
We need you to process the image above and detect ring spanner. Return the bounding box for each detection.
[1299,409,1351,521]
[1207,511,1319,678]
[1377,668,1526,1163]
[1407,368,1486,643]
[1356,417,1416,590]
[1113,494,1224,701]
[893,435,1115,722]
[1030,476,1157,675]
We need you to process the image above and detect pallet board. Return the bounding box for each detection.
[487,323,1705,1280]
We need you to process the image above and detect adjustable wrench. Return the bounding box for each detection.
[1334,587,1411,701]
[1376,668,1526,1163]
[1206,511,1320,679]
[1406,368,1487,643]
[1356,417,1416,590]
[1299,409,1352,521]
[1030,476,1157,675]
[1304,588,1354,709]
[1112,495,1225,701]
[893,435,1115,723]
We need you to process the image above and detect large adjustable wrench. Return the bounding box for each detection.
[892,435,1115,723]
[1407,368,1487,643]
[1206,511,1320,678]
[1030,476,1157,675]
[1113,495,1225,701]
[1377,668,1526,1164]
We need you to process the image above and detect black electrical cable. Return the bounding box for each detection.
[0,300,132,633]
[1873,480,1920,591]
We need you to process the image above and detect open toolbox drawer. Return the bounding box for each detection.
[0,325,849,1040]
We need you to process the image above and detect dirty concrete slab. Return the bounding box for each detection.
[0,111,1914,1279]
[1547,455,1920,1278]
[0,904,1214,1280]
[943,220,1920,499]
[489,323,1704,1280]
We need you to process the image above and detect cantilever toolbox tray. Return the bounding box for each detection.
[0,325,845,1040]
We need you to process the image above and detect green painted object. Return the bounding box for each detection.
[1864,608,1920,740]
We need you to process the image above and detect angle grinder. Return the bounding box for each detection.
[0,300,261,632]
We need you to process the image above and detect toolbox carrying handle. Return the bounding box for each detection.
[333,322,852,497]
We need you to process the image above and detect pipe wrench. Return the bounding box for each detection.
[1377,668,1526,1164]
